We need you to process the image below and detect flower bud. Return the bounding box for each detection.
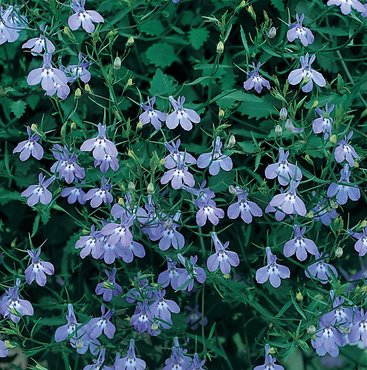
[279,107,288,120]
[329,134,337,145]
[126,36,135,47]
[30,123,38,132]
[218,109,225,118]
[312,100,319,109]
[147,183,155,194]
[268,347,276,355]
[74,88,82,98]
[268,26,277,39]
[228,135,236,148]
[228,185,237,195]
[223,273,230,279]
[128,182,135,192]
[151,322,159,331]
[113,56,122,70]
[238,0,248,8]
[63,26,73,38]
[296,292,303,302]
[275,124,282,137]
[247,5,256,20]
[137,121,143,130]
[335,247,343,258]
[307,325,316,335]
[216,41,224,54]
[127,78,133,87]
[354,161,359,168]
[118,197,124,205]
[306,211,314,219]
[84,84,92,93]
[71,121,77,129]
[361,220,367,228]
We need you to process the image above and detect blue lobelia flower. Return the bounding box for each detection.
[68,0,104,34]
[313,104,334,140]
[55,304,81,343]
[61,186,86,205]
[0,339,8,358]
[115,339,146,370]
[351,226,367,257]
[166,96,201,131]
[287,13,315,47]
[348,308,367,347]
[13,126,44,161]
[83,348,108,370]
[327,0,364,15]
[25,248,54,287]
[95,268,122,302]
[149,289,180,329]
[164,139,196,169]
[253,344,284,370]
[305,252,338,284]
[176,254,206,292]
[334,131,359,166]
[243,62,271,94]
[21,173,55,207]
[161,156,195,190]
[84,177,113,208]
[163,337,191,370]
[139,96,167,130]
[0,6,26,45]
[64,53,92,84]
[87,305,116,340]
[22,33,55,55]
[158,258,180,290]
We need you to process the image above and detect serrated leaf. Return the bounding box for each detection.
[145,43,178,68]
[271,0,285,11]
[10,100,27,119]
[139,19,164,36]
[149,69,177,96]
[188,28,209,50]
[238,94,276,120]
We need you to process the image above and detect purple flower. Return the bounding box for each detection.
[166,96,201,131]
[265,148,302,186]
[94,237,124,264]
[22,34,55,55]
[254,345,284,370]
[197,137,233,175]
[115,339,146,370]
[327,164,360,205]
[101,212,134,247]
[139,96,166,130]
[61,186,86,205]
[243,62,271,94]
[207,232,240,274]
[312,197,338,226]
[334,131,359,166]
[21,173,54,207]
[84,348,107,370]
[13,126,44,161]
[88,305,116,340]
[189,354,206,370]
[185,304,208,330]
[120,241,146,263]
[150,212,185,251]
[176,254,206,291]
[71,330,100,355]
[227,187,263,223]
[283,225,319,261]
[164,139,196,169]
[305,252,338,284]
[130,301,155,335]
[55,304,80,342]
[149,289,180,329]
[0,340,8,358]
[312,317,345,357]
[0,6,25,45]
[265,190,286,221]
[80,123,118,160]
[163,337,191,370]
[349,308,367,347]
[158,258,180,290]
[0,279,34,323]
[75,225,103,259]
[137,196,160,240]
[25,248,54,287]
[65,53,92,83]
[351,227,367,257]
[68,0,104,33]
[95,268,122,302]
[84,177,113,208]
[269,180,307,217]
[27,53,68,94]
[256,247,290,288]
[288,53,326,93]
[46,80,71,100]
[327,0,364,15]
[287,13,314,46]
[313,104,334,140]
[322,291,353,328]
[51,145,85,184]
[161,157,195,190]
[94,154,119,173]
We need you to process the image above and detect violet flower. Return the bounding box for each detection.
[149,289,180,329]
[351,227,367,257]
[312,197,338,226]
[305,252,338,284]
[158,258,180,290]
[288,53,326,93]
[254,345,284,370]
[327,0,364,15]
[101,210,134,247]
[176,254,206,292]
[164,139,196,169]
[61,187,86,205]
[334,131,359,166]
[21,173,54,207]
[349,308,367,347]
[64,53,92,83]
[94,154,119,173]
[13,126,44,161]
[93,237,124,265]
[0,279,34,323]
[185,304,208,330]
[207,232,240,274]
[25,248,54,287]
[22,34,55,55]
[283,225,319,261]
[322,291,353,329]
[130,302,154,335]
[27,53,68,94]
[80,123,118,160]
[0,340,8,358]
[256,247,290,288]
[75,225,102,259]
[265,148,302,186]
[84,177,113,208]
[68,0,104,33]
[55,304,80,342]
[227,187,263,223]
[120,241,146,263]
[137,195,160,240]
[88,305,116,340]
[0,6,25,45]
[115,339,146,369]
[313,104,334,140]
[197,137,233,176]
[268,180,307,217]
[243,62,271,94]
[139,96,166,130]
[189,353,206,370]
[166,96,201,131]
[327,164,360,205]
[163,338,191,370]
[84,348,107,370]
[161,157,195,190]
[95,268,122,302]
[287,13,314,46]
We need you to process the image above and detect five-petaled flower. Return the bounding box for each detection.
[327,0,364,15]
[166,96,201,131]
[25,248,55,286]
[139,96,167,130]
[243,62,271,94]
[68,0,104,33]
[334,131,359,166]
[21,173,54,206]
[287,13,315,46]
[13,126,44,161]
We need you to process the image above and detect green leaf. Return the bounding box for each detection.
[238,141,258,154]
[149,69,177,96]
[145,43,178,68]
[10,100,27,119]
[237,94,276,120]
[139,19,164,36]
[271,0,285,11]
[188,28,209,50]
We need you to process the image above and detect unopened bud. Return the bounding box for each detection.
[239,0,248,8]
[335,247,343,258]
[126,36,135,47]
[279,107,288,120]
[312,100,319,109]
[354,161,359,168]
[151,322,159,330]
[223,273,230,279]
[361,220,367,228]
[216,41,224,54]
[218,109,225,118]
[30,123,38,132]
[329,134,337,145]
[306,211,314,219]
[228,185,237,195]
[268,347,276,355]
[63,26,73,38]
[71,121,77,129]
[127,78,133,87]
[147,183,155,194]
[307,325,316,335]
[137,121,143,130]
[113,56,122,70]
[275,124,282,137]
[118,197,124,205]
[268,26,277,39]
[296,292,303,302]
[74,88,82,98]
[247,5,256,20]
[228,135,236,148]
[84,84,92,93]
[128,182,135,192]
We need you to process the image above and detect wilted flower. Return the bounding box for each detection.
[166,96,201,131]
[21,173,54,207]
[256,247,290,288]
[351,227,367,256]
[139,96,166,130]
[207,232,240,274]
[254,344,284,370]
[68,0,104,33]
[176,254,206,291]
[61,186,86,205]
[197,137,233,176]
[313,104,334,140]
[243,62,271,94]
[305,252,338,284]
[22,34,55,55]
[287,13,314,46]
[25,248,54,286]
[327,0,364,15]
[288,53,326,93]
[84,177,113,208]
[13,126,44,161]
[334,131,359,166]
[115,339,146,369]
[88,305,116,340]
[95,268,122,302]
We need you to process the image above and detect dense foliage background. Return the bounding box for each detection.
[0,0,367,369]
